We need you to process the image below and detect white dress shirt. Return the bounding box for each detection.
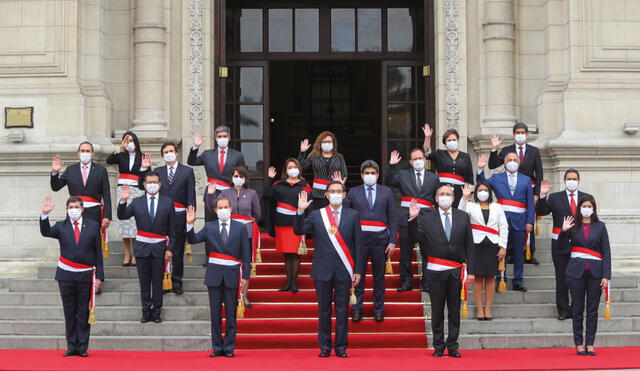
[128,152,136,171]
[167,162,179,178]
[438,207,452,230]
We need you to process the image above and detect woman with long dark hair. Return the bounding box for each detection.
[559,195,611,356]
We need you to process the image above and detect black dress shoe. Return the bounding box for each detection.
[77,352,88,357]
[335,350,349,358]
[122,262,130,267]
[140,316,150,323]
[130,263,136,267]
[319,350,331,358]
[558,314,571,321]
[153,317,163,323]
[278,283,291,292]
[96,288,102,295]
[512,284,528,292]
[448,350,461,358]
[63,351,75,357]
[290,283,299,293]
[224,352,235,358]
[244,301,254,309]
[352,311,362,322]
[485,317,492,321]
[432,351,443,357]
[374,313,384,322]
[209,351,223,357]
[173,288,183,296]
[163,290,171,295]
[397,284,413,292]
[525,257,540,265]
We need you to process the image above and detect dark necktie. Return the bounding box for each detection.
[149,196,156,219]
[444,212,451,241]
[519,146,524,164]
[73,221,80,244]
[416,172,422,190]
[367,187,374,209]
[168,166,174,185]
[221,222,228,244]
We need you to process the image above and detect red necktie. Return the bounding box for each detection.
[73,221,80,244]
[219,150,225,173]
[518,146,524,164]
[570,192,576,216]
[81,165,88,186]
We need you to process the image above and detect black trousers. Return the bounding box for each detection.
[315,277,350,352]
[208,284,238,353]
[58,280,92,353]
[552,253,571,316]
[398,225,416,287]
[566,269,602,346]
[171,219,187,290]
[136,255,164,319]
[528,228,536,257]
[354,244,386,315]
[428,277,461,353]
[83,206,102,225]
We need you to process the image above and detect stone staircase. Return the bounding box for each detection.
[0,238,639,350]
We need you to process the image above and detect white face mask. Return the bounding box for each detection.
[163,152,177,163]
[79,153,92,164]
[477,191,490,202]
[412,159,425,172]
[514,134,527,145]
[445,140,459,151]
[363,174,377,186]
[67,208,82,222]
[580,207,593,218]
[145,183,160,195]
[565,180,579,192]
[506,161,519,173]
[216,137,229,148]
[125,142,136,152]
[321,142,333,153]
[287,168,300,178]
[232,176,245,187]
[438,196,453,209]
[217,208,231,221]
[329,193,343,206]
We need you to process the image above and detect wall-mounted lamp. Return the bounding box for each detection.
[624,123,639,135]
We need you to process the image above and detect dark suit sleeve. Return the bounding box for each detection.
[533,148,543,196]
[94,225,105,281]
[263,177,275,198]
[50,169,68,192]
[387,189,398,246]
[407,217,424,248]
[525,179,535,225]
[339,156,348,180]
[384,164,401,187]
[106,152,120,165]
[187,169,196,208]
[167,205,177,253]
[600,224,612,279]
[489,148,505,170]
[187,224,208,245]
[39,217,60,239]
[117,201,133,220]
[464,153,475,185]
[251,190,262,222]
[298,151,312,170]
[187,147,204,166]
[536,194,552,216]
[101,168,112,220]
[240,229,251,279]
[343,190,353,209]
[476,169,487,185]
[293,212,314,236]
[352,212,365,276]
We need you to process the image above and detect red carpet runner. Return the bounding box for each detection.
[235,233,426,349]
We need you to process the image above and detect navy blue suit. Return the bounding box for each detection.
[559,222,611,346]
[118,194,177,320]
[478,171,534,286]
[187,220,251,353]
[294,206,364,353]
[40,216,104,354]
[344,183,398,315]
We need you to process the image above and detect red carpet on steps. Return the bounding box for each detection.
[3,348,640,371]
[234,232,426,349]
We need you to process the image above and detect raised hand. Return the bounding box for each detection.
[207,182,216,195]
[42,195,55,215]
[268,166,277,178]
[422,123,433,138]
[561,216,575,232]
[193,132,204,147]
[141,153,152,169]
[478,153,488,170]
[409,200,420,220]
[52,154,63,173]
[300,139,311,152]
[298,191,313,212]
[186,205,196,225]
[389,150,402,165]
[119,137,128,151]
[462,183,473,200]
[490,134,502,151]
[120,184,131,201]
[540,179,552,196]
[331,171,346,184]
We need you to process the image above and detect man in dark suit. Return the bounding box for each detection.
[408,185,473,358]
[153,142,196,294]
[344,160,397,322]
[294,181,364,358]
[536,169,591,320]
[187,125,246,222]
[50,141,112,231]
[488,122,543,265]
[385,148,438,292]
[185,199,251,358]
[118,172,176,323]
[478,152,535,292]
[40,195,104,357]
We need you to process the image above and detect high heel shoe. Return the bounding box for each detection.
[243,299,253,309]
[576,346,587,356]
[278,283,291,292]
[290,282,298,293]
[586,346,596,356]
[122,261,131,267]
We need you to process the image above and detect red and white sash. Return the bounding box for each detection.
[118,173,140,187]
[360,220,388,232]
[73,195,102,209]
[232,214,261,261]
[530,180,535,188]
[497,199,526,214]
[73,195,108,253]
[313,178,330,191]
[207,177,231,191]
[208,252,241,266]
[136,231,168,244]
[400,196,434,209]
[571,247,602,261]
[58,257,96,319]
[551,227,561,240]
[438,173,465,186]
[320,206,354,280]
[471,224,499,239]
[173,202,186,213]
[276,202,297,216]
[426,257,468,298]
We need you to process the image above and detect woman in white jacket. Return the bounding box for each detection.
[459,181,508,320]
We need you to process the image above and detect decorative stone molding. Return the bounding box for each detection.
[482,36,516,42]
[189,0,206,192]
[482,19,516,26]
[133,40,167,45]
[132,23,168,30]
[445,0,460,130]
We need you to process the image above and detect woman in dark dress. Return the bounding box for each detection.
[264,159,311,293]
[558,195,611,356]
[106,131,151,266]
[298,131,348,210]
[422,125,474,208]
[459,182,508,320]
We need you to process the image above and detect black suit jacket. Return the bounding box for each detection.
[40,217,105,282]
[187,220,251,288]
[559,221,611,280]
[536,190,591,254]
[117,194,177,257]
[152,164,196,210]
[106,151,146,177]
[384,164,438,228]
[343,184,398,246]
[187,147,245,187]
[50,162,112,220]
[408,209,474,281]
[489,144,543,195]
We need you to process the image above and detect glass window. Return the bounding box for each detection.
[239,9,262,52]
[240,142,264,177]
[331,9,355,52]
[357,9,381,52]
[295,9,319,52]
[387,104,414,139]
[387,66,414,102]
[239,67,263,103]
[269,9,293,52]
[240,105,263,140]
[387,8,414,52]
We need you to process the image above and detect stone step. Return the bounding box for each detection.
[458,317,640,335]
[458,332,640,349]
[424,302,640,319]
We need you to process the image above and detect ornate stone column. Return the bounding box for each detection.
[481,0,516,131]
[131,0,168,137]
